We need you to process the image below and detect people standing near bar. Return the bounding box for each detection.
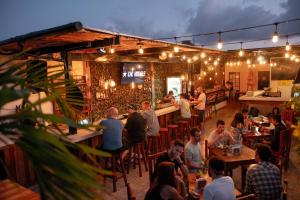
[208,120,234,148]
[99,107,123,152]
[141,101,160,137]
[124,104,146,146]
[245,144,281,200]
[174,93,191,119]
[194,87,206,132]
[184,127,203,172]
[203,157,235,200]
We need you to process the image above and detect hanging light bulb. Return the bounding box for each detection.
[200,52,206,58]
[174,45,179,53]
[285,52,290,58]
[182,55,186,60]
[246,59,251,65]
[204,60,208,65]
[187,58,192,63]
[168,52,173,58]
[192,55,199,61]
[214,60,218,66]
[110,47,115,54]
[239,42,244,57]
[161,52,167,57]
[138,46,144,54]
[285,36,291,51]
[203,71,207,76]
[217,32,223,49]
[296,58,300,62]
[109,80,116,87]
[272,23,279,43]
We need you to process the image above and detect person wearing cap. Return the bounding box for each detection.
[124,103,146,146]
[203,157,235,200]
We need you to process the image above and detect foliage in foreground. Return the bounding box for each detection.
[0,53,110,200]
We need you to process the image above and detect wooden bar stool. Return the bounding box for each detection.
[191,114,199,128]
[177,120,189,140]
[159,128,170,150]
[127,142,148,177]
[103,150,128,192]
[205,105,213,120]
[147,135,162,154]
[168,124,179,140]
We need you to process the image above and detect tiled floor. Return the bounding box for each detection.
[100,103,300,200]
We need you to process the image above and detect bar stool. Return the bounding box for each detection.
[177,120,189,140]
[103,150,128,192]
[159,128,170,150]
[127,142,148,177]
[147,135,162,154]
[191,114,199,128]
[205,105,213,120]
[168,124,179,140]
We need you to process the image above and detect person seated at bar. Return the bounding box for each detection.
[184,127,203,172]
[282,103,296,127]
[208,120,234,148]
[174,93,191,119]
[203,157,235,200]
[141,101,160,137]
[124,104,146,146]
[164,90,175,102]
[152,140,188,184]
[99,107,123,152]
[145,162,185,200]
[245,143,281,200]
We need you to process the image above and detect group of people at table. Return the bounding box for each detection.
[98,86,294,200]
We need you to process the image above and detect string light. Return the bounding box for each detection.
[296,58,300,62]
[272,23,279,43]
[192,55,199,61]
[168,52,173,58]
[110,47,115,54]
[161,52,167,57]
[187,58,192,63]
[239,42,244,57]
[200,52,206,58]
[285,36,291,51]
[174,46,179,53]
[138,46,144,54]
[285,52,290,58]
[217,32,223,49]
[182,55,187,60]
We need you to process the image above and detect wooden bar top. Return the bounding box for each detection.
[0,179,40,200]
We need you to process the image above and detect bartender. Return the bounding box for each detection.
[164,90,175,102]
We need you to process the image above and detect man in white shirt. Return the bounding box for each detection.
[203,157,235,200]
[194,87,206,132]
[184,127,203,172]
[175,94,191,119]
[208,120,234,148]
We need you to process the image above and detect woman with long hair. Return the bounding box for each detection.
[145,161,184,200]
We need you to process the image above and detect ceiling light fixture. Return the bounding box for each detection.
[272,23,279,43]
[239,42,244,57]
[285,36,291,51]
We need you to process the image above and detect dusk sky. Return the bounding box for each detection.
[1,0,300,49]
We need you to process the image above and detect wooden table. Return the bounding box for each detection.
[0,179,40,200]
[242,130,272,148]
[188,173,242,199]
[208,145,256,190]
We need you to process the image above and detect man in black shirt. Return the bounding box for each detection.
[124,104,146,146]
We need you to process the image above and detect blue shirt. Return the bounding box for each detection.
[100,118,123,151]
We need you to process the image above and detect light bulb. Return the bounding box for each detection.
[208,57,212,61]
[272,32,279,43]
[131,82,135,89]
[187,58,192,63]
[138,47,144,54]
[181,75,185,80]
[204,60,208,65]
[285,52,290,58]
[285,42,291,51]
[189,81,192,86]
[192,55,199,61]
[217,41,223,49]
[182,55,186,60]
[174,46,179,53]
[246,59,251,65]
[161,52,166,57]
[110,48,115,54]
[214,61,218,66]
[203,71,207,76]
[168,52,173,58]
[209,77,212,80]
[239,49,244,57]
[110,80,116,87]
[215,72,218,75]
[200,52,206,58]
[296,58,300,62]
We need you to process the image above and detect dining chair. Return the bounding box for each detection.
[272,128,292,171]
[147,151,167,185]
